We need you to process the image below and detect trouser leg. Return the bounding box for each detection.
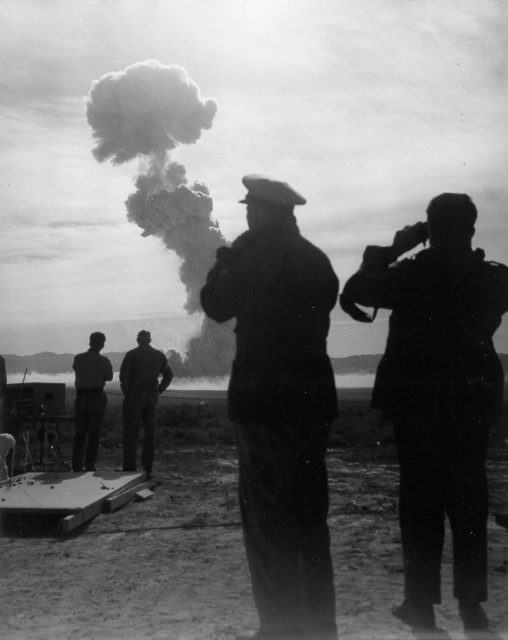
[446,417,490,603]
[448,480,488,603]
[295,424,336,637]
[236,422,336,637]
[394,419,445,604]
[237,422,300,635]
[84,393,107,471]
[83,417,100,470]
[123,396,142,470]
[72,399,88,471]
[398,465,444,604]
[141,402,157,472]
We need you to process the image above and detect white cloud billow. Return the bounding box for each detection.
[86,59,217,164]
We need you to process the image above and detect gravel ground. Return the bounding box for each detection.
[1,446,507,640]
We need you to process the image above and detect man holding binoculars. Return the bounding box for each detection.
[342,193,508,633]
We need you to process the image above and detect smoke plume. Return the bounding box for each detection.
[87,60,216,164]
[86,60,234,375]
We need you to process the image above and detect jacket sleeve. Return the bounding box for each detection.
[103,357,114,383]
[322,264,339,315]
[119,353,131,395]
[158,356,174,393]
[200,246,244,323]
[341,245,400,309]
[491,262,508,315]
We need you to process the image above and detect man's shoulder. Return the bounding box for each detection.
[298,238,338,281]
[483,259,508,274]
[394,248,508,282]
[290,233,334,265]
[479,259,508,294]
[140,345,167,360]
[148,345,167,359]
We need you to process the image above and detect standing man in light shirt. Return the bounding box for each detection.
[120,330,173,479]
[72,332,113,472]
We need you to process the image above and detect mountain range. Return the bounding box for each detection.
[3,352,508,377]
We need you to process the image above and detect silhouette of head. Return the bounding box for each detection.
[137,330,151,346]
[239,174,304,232]
[426,193,477,251]
[89,332,106,351]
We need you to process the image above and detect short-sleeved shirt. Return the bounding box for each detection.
[73,350,113,391]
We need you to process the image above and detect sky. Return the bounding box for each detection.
[0,0,507,357]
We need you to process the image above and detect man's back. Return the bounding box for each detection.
[120,344,169,394]
[361,247,508,419]
[202,219,339,424]
[235,227,335,352]
[73,350,113,390]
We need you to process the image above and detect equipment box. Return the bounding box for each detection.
[5,383,66,416]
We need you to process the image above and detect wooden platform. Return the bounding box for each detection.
[0,470,146,533]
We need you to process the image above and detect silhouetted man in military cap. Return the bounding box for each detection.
[201,175,339,640]
[72,332,113,472]
[341,193,508,633]
[120,330,173,479]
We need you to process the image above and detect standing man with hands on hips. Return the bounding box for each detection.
[120,330,173,480]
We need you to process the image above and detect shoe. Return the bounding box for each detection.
[392,601,436,630]
[459,602,489,631]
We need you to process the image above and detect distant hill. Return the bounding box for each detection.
[3,351,508,377]
[329,355,381,375]
[331,354,508,376]
[3,352,126,375]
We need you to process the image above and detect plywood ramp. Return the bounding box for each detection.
[0,470,146,533]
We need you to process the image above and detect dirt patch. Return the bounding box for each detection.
[1,446,508,640]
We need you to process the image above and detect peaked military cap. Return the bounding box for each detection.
[239,174,306,207]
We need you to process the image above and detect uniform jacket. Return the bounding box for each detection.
[342,245,508,419]
[73,350,113,391]
[120,345,173,395]
[200,217,339,425]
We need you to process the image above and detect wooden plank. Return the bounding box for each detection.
[59,512,84,534]
[134,488,154,502]
[59,500,106,534]
[104,480,153,513]
[0,471,144,514]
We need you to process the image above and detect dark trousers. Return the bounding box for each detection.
[122,391,158,472]
[393,412,490,605]
[72,392,107,471]
[236,421,337,639]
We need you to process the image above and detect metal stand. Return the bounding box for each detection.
[22,414,74,471]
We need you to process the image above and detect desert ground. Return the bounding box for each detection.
[1,403,508,640]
